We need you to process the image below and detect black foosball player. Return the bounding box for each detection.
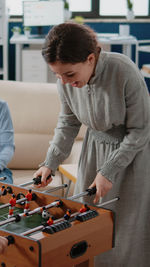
[64,209,71,220]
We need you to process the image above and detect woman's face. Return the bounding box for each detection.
[49,53,96,88]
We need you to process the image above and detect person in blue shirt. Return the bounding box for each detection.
[0,100,14,254]
[0,100,14,184]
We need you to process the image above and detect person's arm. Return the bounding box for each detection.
[34,81,81,186]
[0,236,8,254]
[0,101,15,171]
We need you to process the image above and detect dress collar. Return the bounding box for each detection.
[88,50,107,85]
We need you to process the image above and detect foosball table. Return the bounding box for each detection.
[0,180,117,267]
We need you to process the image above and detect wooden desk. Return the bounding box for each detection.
[58,164,78,197]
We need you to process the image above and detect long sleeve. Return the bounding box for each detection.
[43,81,82,172]
[0,101,15,170]
[99,67,150,183]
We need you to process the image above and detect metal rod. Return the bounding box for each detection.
[0,200,60,227]
[96,197,120,208]
[64,180,71,198]
[19,181,33,187]
[21,211,79,236]
[43,184,68,193]
[0,211,25,227]
[0,197,27,210]
[67,191,89,201]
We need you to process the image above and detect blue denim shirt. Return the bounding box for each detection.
[0,100,15,170]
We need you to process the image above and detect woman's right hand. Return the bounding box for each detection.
[0,236,8,254]
[33,166,52,188]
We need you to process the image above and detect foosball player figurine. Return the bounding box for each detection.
[46,216,54,226]
[79,204,90,213]
[0,185,7,196]
[64,209,71,220]
[24,189,33,212]
[8,194,16,218]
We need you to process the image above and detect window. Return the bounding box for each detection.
[6,0,37,16]
[69,0,150,18]
[100,0,149,16]
[68,0,91,12]
[6,0,150,18]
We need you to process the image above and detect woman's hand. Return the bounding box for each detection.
[0,236,8,254]
[89,172,113,204]
[33,166,52,188]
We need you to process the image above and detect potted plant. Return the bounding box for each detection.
[74,16,84,25]
[64,1,72,21]
[126,0,134,20]
[11,26,21,37]
[24,26,31,37]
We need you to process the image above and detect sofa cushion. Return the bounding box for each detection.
[0,80,86,171]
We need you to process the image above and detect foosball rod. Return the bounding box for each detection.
[0,199,62,227]
[68,187,119,206]
[0,197,28,210]
[43,184,68,193]
[68,187,97,200]
[19,175,52,187]
[21,210,79,236]
[21,196,119,237]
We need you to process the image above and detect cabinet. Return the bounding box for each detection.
[0,0,8,80]
[10,35,57,83]
[22,49,48,82]
[136,40,150,79]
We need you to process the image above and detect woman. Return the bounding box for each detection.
[34,22,150,266]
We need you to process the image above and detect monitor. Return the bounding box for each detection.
[23,0,64,27]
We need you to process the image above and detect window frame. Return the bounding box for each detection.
[9,0,150,19]
[71,0,150,19]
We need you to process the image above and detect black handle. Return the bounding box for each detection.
[33,174,51,185]
[86,186,96,196]
[6,235,15,246]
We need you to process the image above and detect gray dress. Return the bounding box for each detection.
[44,51,150,267]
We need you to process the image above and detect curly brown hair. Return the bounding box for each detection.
[42,22,99,64]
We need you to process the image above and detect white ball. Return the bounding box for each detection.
[42,209,50,219]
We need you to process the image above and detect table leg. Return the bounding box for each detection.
[64,179,72,198]
[122,44,131,58]
[15,43,22,81]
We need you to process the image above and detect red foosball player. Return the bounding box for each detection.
[64,209,71,220]
[8,194,16,218]
[24,189,33,212]
[79,204,90,213]
[46,216,54,226]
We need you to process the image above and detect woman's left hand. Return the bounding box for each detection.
[89,172,113,204]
